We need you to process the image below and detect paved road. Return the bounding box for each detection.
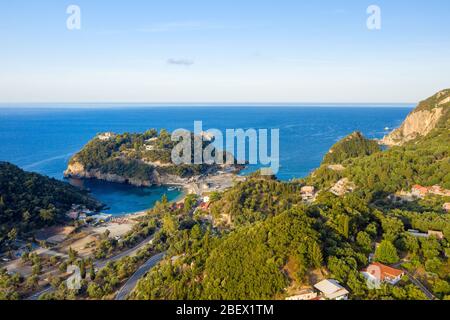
[95,235,154,269]
[26,285,53,300]
[115,252,166,300]
[26,235,155,300]
[392,261,436,300]
[404,270,436,300]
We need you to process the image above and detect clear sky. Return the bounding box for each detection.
[1,0,449,103]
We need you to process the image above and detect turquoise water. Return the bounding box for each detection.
[0,105,412,215]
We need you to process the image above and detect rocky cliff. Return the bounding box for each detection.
[381,89,450,146]
[64,161,190,187]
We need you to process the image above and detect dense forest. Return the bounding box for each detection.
[0,162,101,247]
[132,91,450,301]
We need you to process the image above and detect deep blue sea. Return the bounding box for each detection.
[0,105,412,215]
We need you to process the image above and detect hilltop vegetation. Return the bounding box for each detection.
[322,131,381,165]
[65,129,231,185]
[307,114,450,198]
[0,162,101,247]
[132,90,450,301]
[415,89,450,113]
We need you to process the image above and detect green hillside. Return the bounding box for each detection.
[322,131,381,165]
[0,162,101,246]
[132,91,450,301]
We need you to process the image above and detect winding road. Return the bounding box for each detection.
[115,252,166,300]
[95,235,154,269]
[26,235,156,300]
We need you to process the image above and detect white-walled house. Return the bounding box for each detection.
[361,262,405,285]
[314,279,349,300]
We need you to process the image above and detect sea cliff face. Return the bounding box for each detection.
[63,129,233,188]
[381,107,445,146]
[64,161,189,187]
[381,89,449,146]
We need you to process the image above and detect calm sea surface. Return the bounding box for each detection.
[0,105,412,215]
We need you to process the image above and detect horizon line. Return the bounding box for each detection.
[0,101,415,107]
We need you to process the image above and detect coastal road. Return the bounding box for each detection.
[26,235,156,300]
[115,252,166,300]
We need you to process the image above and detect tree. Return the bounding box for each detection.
[425,258,442,274]
[381,216,404,242]
[89,267,96,281]
[87,282,104,299]
[39,207,56,222]
[26,275,39,290]
[161,194,168,205]
[162,214,178,236]
[374,240,399,264]
[433,280,450,297]
[78,259,86,279]
[32,263,42,276]
[338,215,350,239]
[190,224,202,241]
[184,194,198,213]
[21,252,30,264]
[356,231,372,253]
[209,192,221,202]
[308,242,323,269]
[68,248,78,262]
[7,228,17,242]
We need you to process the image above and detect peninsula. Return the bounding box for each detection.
[64,129,244,195]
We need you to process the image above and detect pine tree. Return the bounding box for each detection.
[375,240,399,264]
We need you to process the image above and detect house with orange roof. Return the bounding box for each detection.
[361,262,405,285]
[411,185,429,198]
[199,202,210,211]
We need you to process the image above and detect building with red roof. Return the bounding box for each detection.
[361,262,405,285]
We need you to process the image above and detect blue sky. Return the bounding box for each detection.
[0,0,449,103]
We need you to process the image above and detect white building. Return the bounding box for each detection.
[285,289,318,300]
[97,132,115,141]
[314,279,349,300]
